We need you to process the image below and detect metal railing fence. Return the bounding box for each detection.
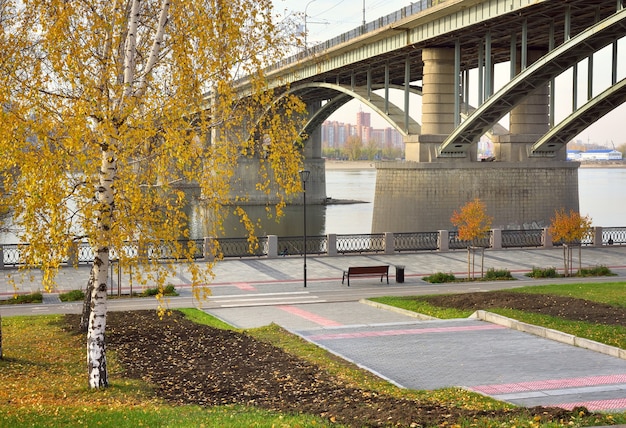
[1,226,624,267]
[501,229,543,248]
[394,232,439,251]
[336,233,385,254]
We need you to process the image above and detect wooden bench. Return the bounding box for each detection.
[342,265,389,286]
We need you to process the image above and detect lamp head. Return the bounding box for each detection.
[298,169,311,183]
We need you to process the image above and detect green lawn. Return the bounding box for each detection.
[371,282,626,351]
[2,282,626,427]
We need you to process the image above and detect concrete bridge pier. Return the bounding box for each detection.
[373,47,579,233]
[300,100,327,205]
[216,99,326,207]
[406,48,480,163]
[372,161,579,233]
[493,49,564,162]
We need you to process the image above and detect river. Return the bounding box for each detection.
[1,165,624,243]
[199,165,626,238]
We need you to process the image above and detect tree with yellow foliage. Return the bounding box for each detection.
[343,135,363,160]
[549,208,593,276]
[451,198,493,280]
[0,0,306,388]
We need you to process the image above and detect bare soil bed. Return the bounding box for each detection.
[421,290,626,326]
[63,291,622,427]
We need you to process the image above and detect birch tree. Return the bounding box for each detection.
[0,0,306,388]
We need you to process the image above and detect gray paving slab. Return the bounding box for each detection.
[206,301,419,330]
[3,246,626,295]
[293,317,626,411]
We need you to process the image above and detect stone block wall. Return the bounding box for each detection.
[228,158,326,205]
[372,161,579,233]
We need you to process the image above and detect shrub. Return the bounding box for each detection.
[0,292,43,305]
[526,266,561,278]
[423,272,456,283]
[577,265,615,277]
[59,289,85,302]
[139,284,178,297]
[483,268,513,281]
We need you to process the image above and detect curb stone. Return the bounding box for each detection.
[360,298,439,320]
[471,310,626,360]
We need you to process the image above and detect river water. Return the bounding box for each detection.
[203,166,626,238]
[1,166,624,243]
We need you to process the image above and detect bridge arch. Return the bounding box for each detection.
[439,8,626,158]
[270,82,514,162]
[282,82,421,139]
[531,77,626,157]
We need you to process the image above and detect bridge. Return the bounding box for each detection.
[234,0,626,232]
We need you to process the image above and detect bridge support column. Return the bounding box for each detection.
[407,48,470,162]
[372,161,579,233]
[226,157,326,205]
[304,100,323,160]
[493,49,558,161]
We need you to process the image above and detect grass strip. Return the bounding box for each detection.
[0,314,336,428]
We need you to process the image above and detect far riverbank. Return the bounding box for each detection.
[324,159,626,170]
[324,160,376,170]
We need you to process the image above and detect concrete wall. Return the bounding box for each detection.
[228,157,326,205]
[372,161,579,233]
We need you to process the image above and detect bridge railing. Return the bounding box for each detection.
[267,0,442,73]
[0,226,623,268]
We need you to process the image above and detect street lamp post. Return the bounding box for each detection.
[304,0,317,52]
[299,169,310,288]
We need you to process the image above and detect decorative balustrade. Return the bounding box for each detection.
[336,234,385,254]
[449,231,491,250]
[502,229,543,248]
[216,237,268,258]
[603,227,626,246]
[394,232,439,252]
[0,226,623,268]
[276,236,327,257]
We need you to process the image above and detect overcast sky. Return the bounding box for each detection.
[273,0,626,146]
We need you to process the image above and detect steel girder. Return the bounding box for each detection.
[438,8,626,157]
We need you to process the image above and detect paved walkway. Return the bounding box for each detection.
[3,246,626,412]
[290,307,626,411]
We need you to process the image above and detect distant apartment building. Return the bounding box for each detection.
[321,111,404,151]
[356,110,371,139]
[321,121,353,148]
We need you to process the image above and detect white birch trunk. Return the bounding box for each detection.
[87,145,116,389]
[79,266,96,331]
[87,250,109,389]
[85,0,168,388]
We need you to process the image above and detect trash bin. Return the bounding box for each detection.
[395,265,405,283]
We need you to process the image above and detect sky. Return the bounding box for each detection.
[273,0,626,147]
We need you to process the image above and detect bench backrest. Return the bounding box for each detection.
[348,265,388,274]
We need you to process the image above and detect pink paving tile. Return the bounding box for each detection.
[231,282,257,291]
[470,374,626,394]
[558,397,626,411]
[194,281,258,290]
[278,305,343,327]
[306,324,506,341]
